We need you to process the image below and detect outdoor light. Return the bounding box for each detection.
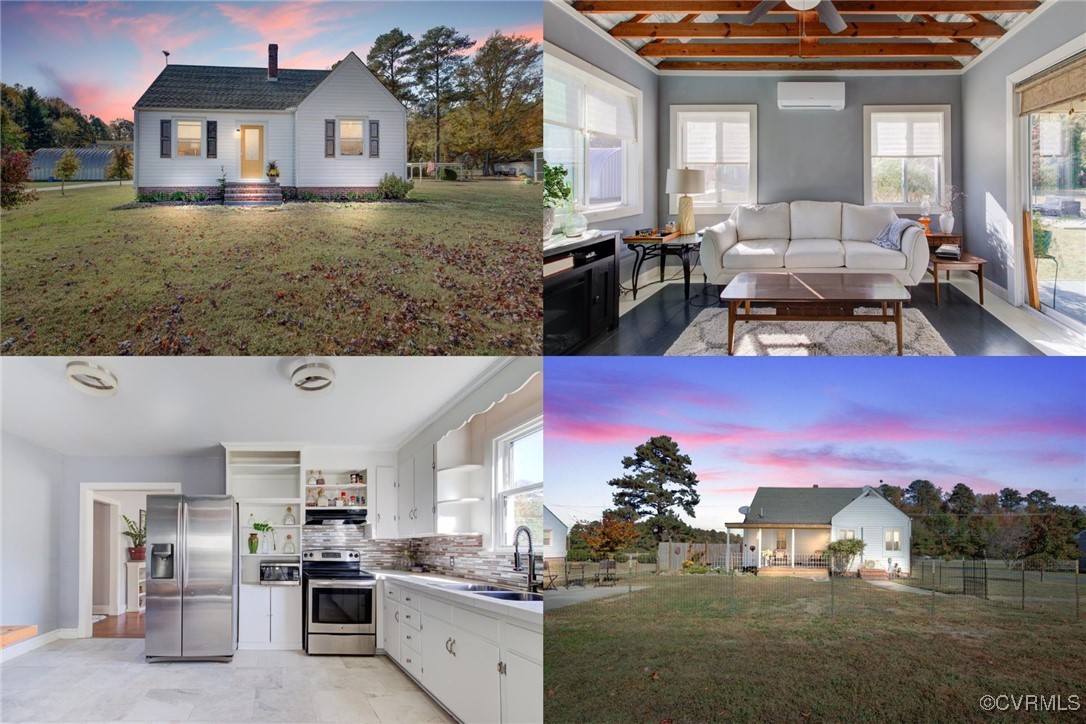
[66,360,118,398]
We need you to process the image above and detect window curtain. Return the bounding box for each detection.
[543,57,583,129]
[1017,51,1086,116]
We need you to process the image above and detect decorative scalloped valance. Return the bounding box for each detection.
[1017,51,1086,116]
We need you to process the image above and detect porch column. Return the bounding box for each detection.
[725,529,731,572]
[791,528,795,568]
[757,529,762,566]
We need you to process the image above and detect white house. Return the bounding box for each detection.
[132,44,406,203]
[727,486,911,574]
[542,505,568,560]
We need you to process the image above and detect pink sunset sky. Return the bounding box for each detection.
[0,0,543,123]
[544,357,1086,529]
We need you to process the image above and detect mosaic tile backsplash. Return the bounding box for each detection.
[299,528,538,588]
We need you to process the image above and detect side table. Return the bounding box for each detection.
[624,233,701,300]
[928,251,988,306]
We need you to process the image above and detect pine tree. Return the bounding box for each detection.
[607,435,700,543]
[409,26,473,164]
[366,28,417,105]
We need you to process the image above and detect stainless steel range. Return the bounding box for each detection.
[302,549,377,656]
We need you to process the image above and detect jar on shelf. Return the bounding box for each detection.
[246,513,256,529]
[340,491,348,507]
[306,471,318,486]
[305,490,317,507]
[316,488,328,507]
[316,470,326,486]
[350,472,360,485]
[283,534,296,554]
[283,506,296,526]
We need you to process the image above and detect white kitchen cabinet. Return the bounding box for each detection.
[421,614,501,724]
[395,449,435,538]
[238,583,301,648]
[373,465,398,539]
[502,649,543,724]
[383,599,400,662]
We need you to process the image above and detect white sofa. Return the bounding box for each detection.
[700,201,929,287]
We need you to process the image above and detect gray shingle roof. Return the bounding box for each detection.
[743,487,867,525]
[134,65,330,110]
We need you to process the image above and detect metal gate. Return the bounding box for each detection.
[962,557,988,599]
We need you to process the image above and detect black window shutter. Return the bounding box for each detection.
[369,120,379,158]
[160,120,171,158]
[206,121,217,158]
[325,120,335,157]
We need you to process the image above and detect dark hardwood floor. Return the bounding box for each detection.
[583,278,1044,356]
[93,612,145,639]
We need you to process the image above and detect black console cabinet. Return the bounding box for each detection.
[543,231,620,355]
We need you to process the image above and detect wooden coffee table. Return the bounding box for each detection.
[719,272,912,356]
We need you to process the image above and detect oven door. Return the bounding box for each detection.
[306,579,376,635]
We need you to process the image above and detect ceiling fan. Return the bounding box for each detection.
[739,0,849,35]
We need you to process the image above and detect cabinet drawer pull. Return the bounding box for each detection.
[448,638,457,656]
[394,611,399,622]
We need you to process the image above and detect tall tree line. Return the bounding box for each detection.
[366,26,542,174]
[2,83,133,152]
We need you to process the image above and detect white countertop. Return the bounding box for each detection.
[376,571,542,629]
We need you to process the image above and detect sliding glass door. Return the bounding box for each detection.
[1027,110,1086,327]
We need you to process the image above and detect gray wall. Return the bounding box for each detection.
[961,1,1086,290]
[1,433,62,634]
[658,74,964,228]
[57,454,225,628]
[544,0,660,283]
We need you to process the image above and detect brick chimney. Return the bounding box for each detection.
[268,44,278,81]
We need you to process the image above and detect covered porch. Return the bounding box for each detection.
[724,523,832,570]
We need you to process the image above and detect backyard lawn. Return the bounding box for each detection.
[545,575,1086,723]
[1,179,541,355]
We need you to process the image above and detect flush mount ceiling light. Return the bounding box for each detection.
[291,362,335,395]
[66,361,118,398]
[785,0,821,9]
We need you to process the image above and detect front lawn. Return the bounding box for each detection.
[1,179,541,355]
[545,574,1086,722]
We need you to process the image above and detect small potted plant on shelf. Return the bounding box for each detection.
[122,514,147,561]
[266,160,280,184]
[253,521,276,553]
[543,161,572,241]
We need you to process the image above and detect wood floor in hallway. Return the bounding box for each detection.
[93,612,145,639]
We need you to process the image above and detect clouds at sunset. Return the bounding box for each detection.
[545,357,1086,529]
[0,1,542,122]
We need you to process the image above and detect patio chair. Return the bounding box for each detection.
[565,561,585,588]
[596,560,617,587]
[1038,195,1063,216]
[542,561,559,591]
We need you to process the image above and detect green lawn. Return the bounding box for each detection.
[1,179,541,355]
[545,574,1086,723]
[1036,224,1085,282]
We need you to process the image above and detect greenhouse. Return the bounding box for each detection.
[30,147,118,182]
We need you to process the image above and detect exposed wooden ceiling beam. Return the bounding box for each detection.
[629,13,653,22]
[610,20,1005,39]
[655,59,966,70]
[638,41,982,57]
[574,1,1040,15]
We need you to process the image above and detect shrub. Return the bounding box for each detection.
[170,191,185,201]
[439,167,458,181]
[153,192,170,202]
[300,190,319,202]
[1,146,37,209]
[361,192,382,201]
[217,165,227,202]
[614,553,628,563]
[637,553,657,565]
[566,549,592,562]
[377,173,414,200]
[187,191,208,202]
[682,564,710,575]
[826,538,867,574]
[346,191,360,202]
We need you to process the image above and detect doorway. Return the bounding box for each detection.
[78,482,181,639]
[240,125,264,180]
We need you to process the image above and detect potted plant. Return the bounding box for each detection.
[253,521,275,553]
[266,160,280,184]
[122,514,147,561]
[938,184,966,234]
[543,161,572,240]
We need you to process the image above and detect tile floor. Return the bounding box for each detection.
[0,638,453,723]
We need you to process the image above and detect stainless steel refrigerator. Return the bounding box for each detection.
[145,494,237,662]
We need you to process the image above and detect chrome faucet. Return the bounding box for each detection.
[513,526,538,592]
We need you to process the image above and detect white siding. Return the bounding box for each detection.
[741,528,830,566]
[543,507,567,559]
[832,491,911,573]
[135,110,295,187]
[294,54,407,187]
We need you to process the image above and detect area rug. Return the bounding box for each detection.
[665,306,954,356]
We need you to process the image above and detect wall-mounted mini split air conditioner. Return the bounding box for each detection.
[777,82,846,111]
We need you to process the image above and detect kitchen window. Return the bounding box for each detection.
[864,105,951,212]
[494,418,543,548]
[340,119,364,156]
[885,528,902,552]
[176,120,203,157]
[543,43,642,223]
[671,105,757,214]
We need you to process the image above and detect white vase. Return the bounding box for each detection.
[939,212,955,234]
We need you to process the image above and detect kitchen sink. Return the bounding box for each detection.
[471,590,543,602]
[435,583,507,592]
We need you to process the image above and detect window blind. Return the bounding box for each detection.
[586,83,636,140]
[1017,52,1086,116]
[680,112,750,164]
[871,112,943,157]
[543,57,583,128]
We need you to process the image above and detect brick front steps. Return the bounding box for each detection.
[859,568,889,580]
[224,182,283,207]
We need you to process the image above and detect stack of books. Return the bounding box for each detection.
[934,243,961,260]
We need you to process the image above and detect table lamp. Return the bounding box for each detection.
[666,167,705,234]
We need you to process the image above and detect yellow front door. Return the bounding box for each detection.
[240,125,264,179]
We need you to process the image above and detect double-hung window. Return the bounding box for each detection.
[176,120,203,157]
[671,105,757,214]
[494,418,543,548]
[340,120,364,156]
[839,529,856,540]
[864,105,951,212]
[543,43,642,222]
[885,528,902,552]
